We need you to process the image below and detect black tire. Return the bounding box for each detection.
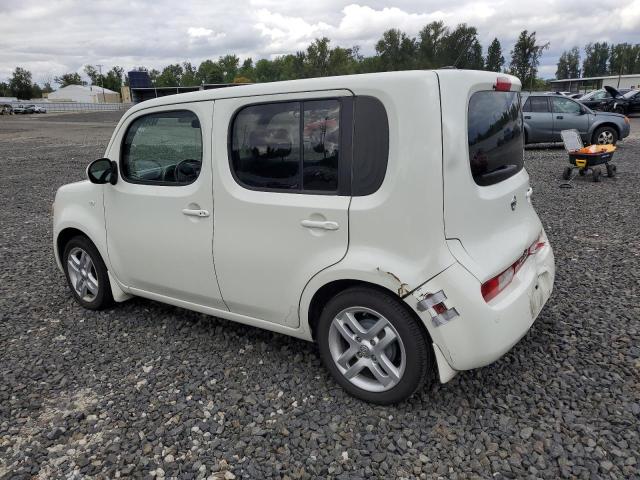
[593,168,601,182]
[578,168,585,176]
[316,287,434,404]
[592,126,618,145]
[62,235,113,310]
[606,163,616,178]
[562,167,572,180]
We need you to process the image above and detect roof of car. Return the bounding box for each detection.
[125,69,520,117]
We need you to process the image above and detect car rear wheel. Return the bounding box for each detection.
[63,236,113,310]
[592,126,618,145]
[317,287,434,404]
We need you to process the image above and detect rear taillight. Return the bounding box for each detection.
[481,234,546,302]
[494,77,511,92]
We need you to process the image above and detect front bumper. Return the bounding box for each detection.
[622,121,631,139]
[406,233,555,375]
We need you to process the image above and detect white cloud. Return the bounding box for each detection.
[188,27,214,38]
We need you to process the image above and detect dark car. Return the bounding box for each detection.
[577,87,632,112]
[522,93,630,145]
[607,87,640,116]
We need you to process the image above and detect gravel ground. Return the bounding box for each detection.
[1,112,639,479]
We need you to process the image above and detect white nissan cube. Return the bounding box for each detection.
[53,70,555,404]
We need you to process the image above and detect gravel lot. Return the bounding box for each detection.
[1,111,639,479]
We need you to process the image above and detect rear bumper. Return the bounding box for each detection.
[406,232,555,374]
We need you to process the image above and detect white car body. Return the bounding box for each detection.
[53,70,555,385]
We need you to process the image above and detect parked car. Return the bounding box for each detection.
[577,87,632,112]
[522,93,630,145]
[12,104,28,114]
[53,71,555,404]
[26,104,47,113]
[0,104,12,115]
[604,87,640,116]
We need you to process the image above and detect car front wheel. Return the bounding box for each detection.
[63,236,113,310]
[317,287,434,404]
[592,126,618,145]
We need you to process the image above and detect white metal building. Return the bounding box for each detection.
[48,85,120,103]
[550,74,640,93]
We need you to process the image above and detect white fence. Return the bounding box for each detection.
[8,101,132,112]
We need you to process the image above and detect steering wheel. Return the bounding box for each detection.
[175,159,201,183]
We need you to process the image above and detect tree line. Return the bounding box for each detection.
[2,23,553,100]
[556,43,640,79]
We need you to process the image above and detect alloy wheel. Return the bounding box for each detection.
[597,130,614,144]
[328,306,406,392]
[67,247,99,302]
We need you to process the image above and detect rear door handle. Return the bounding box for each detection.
[301,219,339,231]
[556,115,564,119]
[182,208,210,217]
[526,187,533,200]
[524,115,531,119]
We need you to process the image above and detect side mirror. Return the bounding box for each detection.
[87,158,118,185]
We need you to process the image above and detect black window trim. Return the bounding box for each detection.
[227,97,353,196]
[119,108,204,187]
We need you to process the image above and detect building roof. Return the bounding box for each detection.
[51,84,118,95]
[550,74,640,83]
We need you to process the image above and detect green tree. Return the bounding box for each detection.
[328,46,358,76]
[238,58,255,81]
[104,66,124,92]
[218,55,240,83]
[305,37,331,77]
[582,42,609,77]
[41,81,54,94]
[277,53,306,80]
[438,24,483,69]
[417,21,447,68]
[609,43,640,76]
[181,62,198,86]
[155,64,183,87]
[0,82,11,97]
[485,38,505,72]
[375,29,417,71]
[197,60,224,84]
[556,47,580,79]
[84,65,123,91]
[254,58,279,82]
[10,67,34,99]
[31,83,43,98]
[54,72,84,87]
[509,30,549,89]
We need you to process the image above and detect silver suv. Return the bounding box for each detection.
[522,93,630,145]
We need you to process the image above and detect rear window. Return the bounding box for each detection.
[468,91,524,186]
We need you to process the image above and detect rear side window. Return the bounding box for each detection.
[551,97,581,114]
[523,97,549,113]
[121,110,202,185]
[352,96,389,196]
[468,91,524,186]
[230,100,341,192]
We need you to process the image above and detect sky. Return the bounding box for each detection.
[1,0,639,85]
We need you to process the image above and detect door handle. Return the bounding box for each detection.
[301,219,339,231]
[526,187,533,200]
[182,208,210,217]
[524,115,531,119]
[556,115,564,119]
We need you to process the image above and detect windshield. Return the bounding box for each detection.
[623,89,639,99]
[468,91,524,186]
